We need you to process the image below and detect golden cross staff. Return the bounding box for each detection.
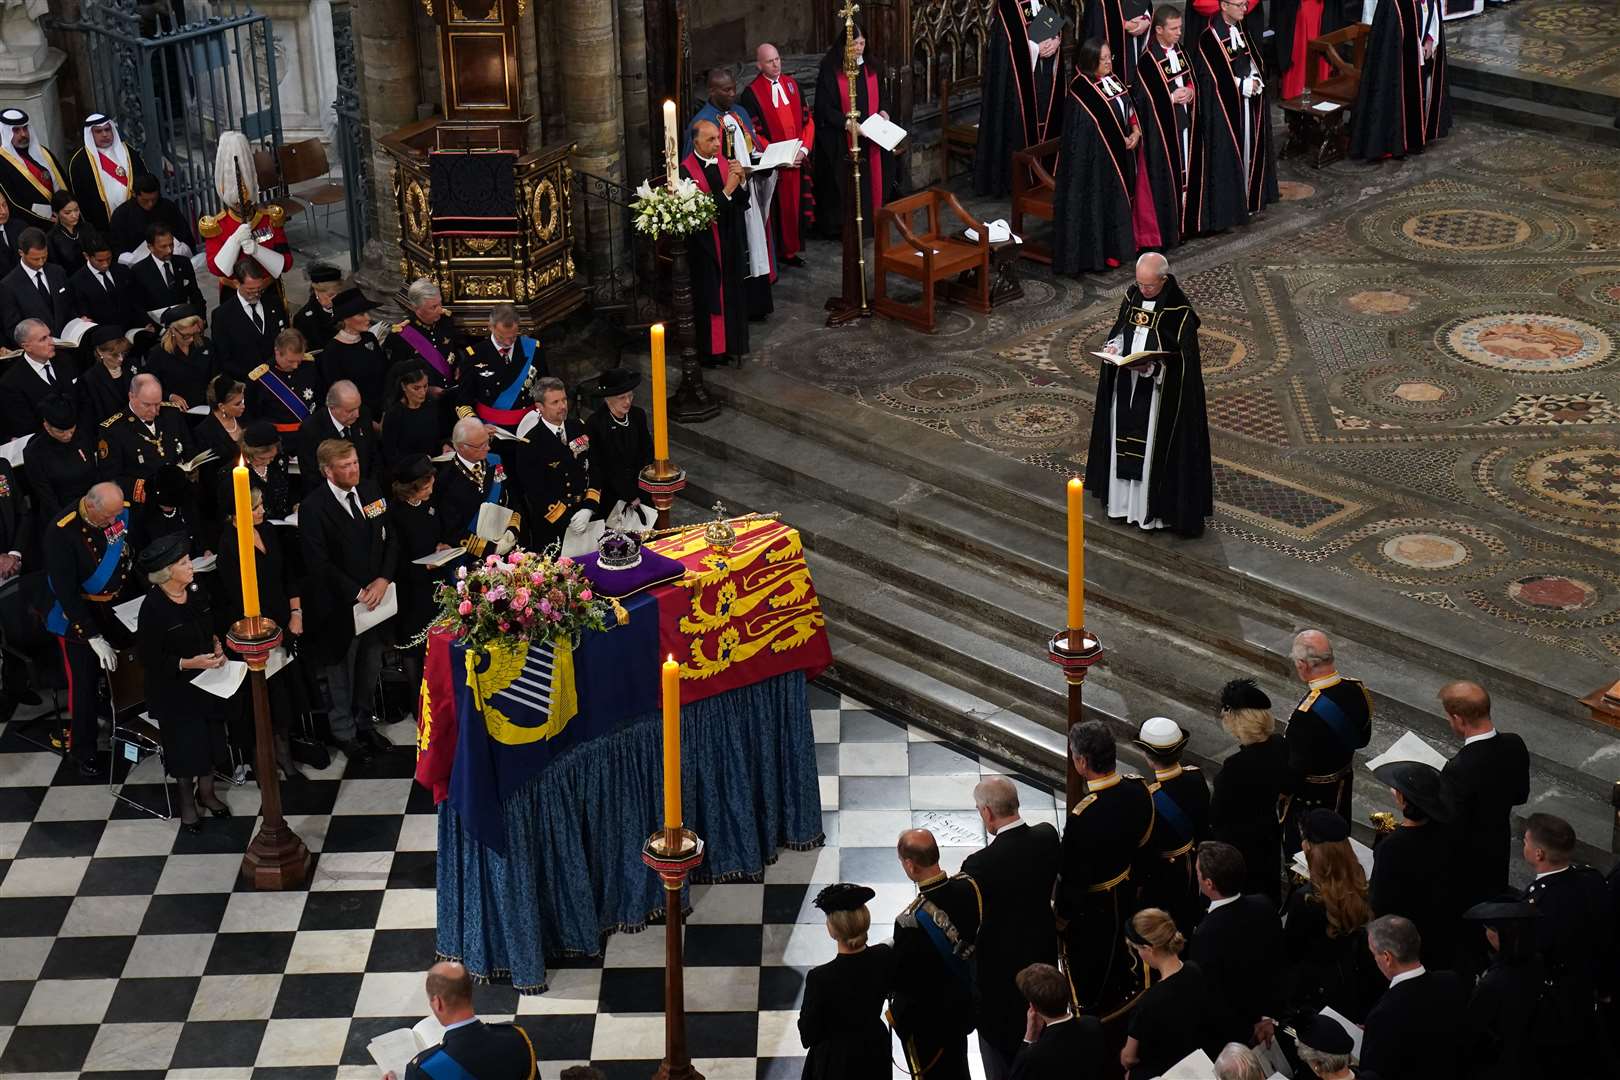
[839,0,869,308]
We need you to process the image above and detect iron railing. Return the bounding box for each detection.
[330,0,372,269]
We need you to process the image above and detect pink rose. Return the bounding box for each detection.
[514,587,530,605]
[548,610,562,622]
[457,600,473,616]
[508,551,524,565]
[539,600,552,614]
[558,557,574,568]
[456,581,466,594]
[486,554,500,568]
[499,620,510,631]
[579,589,593,601]
[457,566,468,580]
[531,573,544,585]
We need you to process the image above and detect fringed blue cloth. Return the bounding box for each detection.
[435,670,824,993]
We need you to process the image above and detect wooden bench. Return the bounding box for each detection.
[873,188,992,332]
[1011,137,1059,264]
[938,74,982,185]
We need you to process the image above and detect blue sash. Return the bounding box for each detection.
[1310,690,1360,754]
[1152,785,1193,844]
[46,509,130,635]
[468,453,505,533]
[491,338,537,410]
[256,368,312,422]
[417,1046,477,1080]
[915,900,974,997]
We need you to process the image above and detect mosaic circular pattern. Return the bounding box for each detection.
[1297,275,1447,327]
[1333,362,1504,425]
[1348,290,1418,316]
[1547,165,1620,201]
[1381,532,1469,570]
[1523,3,1620,35]
[1352,194,1579,263]
[988,400,1084,439]
[1440,313,1614,373]
[903,372,983,405]
[1401,208,1533,251]
[1460,138,1577,176]
[1508,574,1599,612]
[1554,267,1620,314]
[1524,448,1620,512]
[1278,181,1316,202]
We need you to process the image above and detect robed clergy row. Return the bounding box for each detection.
[973,0,1067,197]
[1350,0,1452,160]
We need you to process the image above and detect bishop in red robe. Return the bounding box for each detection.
[738,43,816,265]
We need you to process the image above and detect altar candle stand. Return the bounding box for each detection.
[1049,477,1104,809]
[230,458,310,889]
[644,655,705,1080]
[640,322,688,530]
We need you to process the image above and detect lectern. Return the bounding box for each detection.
[379,0,582,331]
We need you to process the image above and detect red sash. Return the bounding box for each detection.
[22,156,49,188]
[681,152,729,353]
[97,150,128,184]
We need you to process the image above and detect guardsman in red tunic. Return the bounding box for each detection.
[199,131,291,295]
[738,43,816,265]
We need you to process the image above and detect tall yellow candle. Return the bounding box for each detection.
[661,654,681,831]
[650,323,669,461]
[232,458,261,619]
[1066,477,1084,632]
[663,99,680,187]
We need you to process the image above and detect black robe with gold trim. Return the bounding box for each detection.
[973,0,1066,197]
[1186,19,1278,234]
[1350,0,1451,160]
[67,147,150,236]
[1052,73,1138,275]
[0,144,69,230]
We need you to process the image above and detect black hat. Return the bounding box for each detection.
[307,263,341,284]
[210,373,242,403]
[161,303,203,327]
[1463,899,1540,924]
[812,882,875,914]
[136,531,190,575]
[331,287,379,321]
[1302,808,1350,844]
[148,463,189,507]
[242,420,280,449]
[40,394,77,429]
[1219,677,1271,712]
[1372,760,1454,824]
[392,453,434,487]
[1296,1012,1355,1056]
[589,368,642,398]
[87,324,127,352]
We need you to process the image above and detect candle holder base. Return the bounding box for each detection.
[228,615,309,890]
[643,828,704,871]
[639,463,688,533]
[644,826,706,1080]
[1047,628,1105,810]
[226,616,283,670]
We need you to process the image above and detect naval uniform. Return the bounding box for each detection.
[44,500,136,767]
[96,403,197,505]
[1523,864,1612,1074]
[1282,672,1372,854]
[1141,763,1210,931]
[892,871,983,1080]
[457,335,549,428]
[292,294,339,353]
[1054,771,1156,1018]
[433,454,522,559]
[402,1018,535,1080]
[247,359,323,440]
[517,416,599,554]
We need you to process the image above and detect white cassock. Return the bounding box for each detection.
[1104,298,1165,530]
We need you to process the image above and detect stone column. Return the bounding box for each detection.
[557,0,625,181]
[0,9,68,158]
[618,0,650,185]
[352,0,423,276]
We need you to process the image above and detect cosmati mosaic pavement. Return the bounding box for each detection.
[1446,0,1620,97]
[743,121,1620,664]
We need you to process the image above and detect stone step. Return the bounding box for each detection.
[1447,62,1620,121]
[1450,86,1620,148]
[671,402,1620,805]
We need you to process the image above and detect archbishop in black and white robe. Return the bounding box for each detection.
[1084,257,1212,537]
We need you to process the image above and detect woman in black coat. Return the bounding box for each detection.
[379,361,443,467]
[810,23,896,239]
[1122,908,1216,1079]
[76,325,138,430]
[388,455,456,711]
[144,307,215,411]
[799,883,894,1080]
[1282,813,1384,1024]
[318,289,388,424]
[192,374,246,533]
[135,534,231,831]
[1462,900,1543,1080]
[1209,678,1291,902]
[583,367,656,530]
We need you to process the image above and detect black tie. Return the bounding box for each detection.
[347,491,362,520]
[161,262,173,289]
[250,303,264,334]
[34,271,51,308]
[337,425,348,440]
[42,365,55,386]
[99,272,112,293]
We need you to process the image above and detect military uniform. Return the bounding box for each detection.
[517,417,599,553]
[1523,865,1612,1075]
[892,871,983,1080]
[1055,771,1156,1017]
[433,454,522,558]
[387,312,467,393]
[44,500,135,769]
[96,404,197,504]
[1142,763,1211,932]
[247,358,323,438]
[1283,673,1373,854]
[458,335,549,427]
[292,294,339,353]
[402,1019,534,1080]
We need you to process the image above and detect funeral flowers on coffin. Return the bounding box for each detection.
[433,549,618,648]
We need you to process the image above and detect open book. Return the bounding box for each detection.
[1364,730,1449,773]
[1291,835,1374,882]
[56,318,149,348]
[366,1015,446,1078]
[413,546,467,569]
[177,449,218,474]
[755,138,803,171]
[1091,349,1170,367]
[476,503,516,542]
[1162,1048,1217,1078]
[353,582,399,635]
[487,424,528,443]
[859,113,907,151]
[0,433,31,467]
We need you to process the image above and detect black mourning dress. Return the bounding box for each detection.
[318,332,389,420]
[811,37,896,240]
[1126,961,1216,1079]
[798,944,895,1080]
[380,402,444,468]
[390,496,451,642]
[585,404,654,519]
[213,520,313,732]
[136,582,224,777]
[144,341,216,411]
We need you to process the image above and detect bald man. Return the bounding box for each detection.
[96,372,196,505]
[682,119,751,363]
[1439,681,1529,904]
[1281,629,1372,856]
[738,43,816,264]
[389,961,535,1080]
[894,828,982,1080]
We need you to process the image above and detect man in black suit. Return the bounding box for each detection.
[1187,841,1285,1049]
[1438,680,1529,906]
[210,260,288,383]
[1,227,69,335]
[963,776,1062,1080]
[1282,628,1373,855]
[0,454,39,715]
[0,318,75,438]
[64,231,143,331]
[387,962,534,1080]
[298,380,376,492]
[1521,812,1612,1076]
[1360,914,1467,1080]
[109,173,196,257]
[127,224,204,323]
[299,436,397,761]
[517,376,600,554]
[1007,963,1105,1079]
[0,197,23,278]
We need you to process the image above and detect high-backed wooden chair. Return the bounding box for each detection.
[873,187,992,332]
[1306,23,1373,105]
[1011,137,1059,264]
[938,74,982,184]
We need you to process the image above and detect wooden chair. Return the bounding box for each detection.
[938,74,982,184]
[253,147,308,230]
[279,137,349,230]
[1010,137,1059,264]
[872,187,992,332]
[1306,23,1373,105]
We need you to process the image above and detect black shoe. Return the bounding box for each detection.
[337,738,373,762]
[783,255,805,268]
[360,728,393,753]
[180,819,203,835]
[199,798,232,818]
[77,757,103,778]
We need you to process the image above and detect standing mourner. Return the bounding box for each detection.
[891,828,981,1080]
[681,120,752,366]
[0,109,69,230]
[458,304,548,427]
[386,277,466,410]
[317,288,388,423]
[250,328,323,441]
[142,305,213,411]
[974,0,1066,198]
[380,362,445,468]
[810,23,895,239]
[1367,760,1462,968]
[1122,908,1216,1080]
[1359,915,1467,1080]
[518,378,600,556]
[583,368,656,533]
[1438,680,1529,906]
[1135,716,1209,930]
[96,373,196,506]
[293,263,343,353]
[738,43,816,266]
[1350,0,1450,161]
[797,882,894,1079]
[1281,629,1372,855]
[1051,39,1142,275]
[435,417,521,559]
[1185,0,1278,234]
[1461,900,1543,1080]
[1281,809,1382,1023]
[1134,6,1196,251]
[25,394,99,524]
[67,115,145,235]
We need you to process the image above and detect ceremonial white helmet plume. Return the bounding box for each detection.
[213,130,258,210]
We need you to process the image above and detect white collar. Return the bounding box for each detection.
[442,1016,479,1033]
[991,817,1027,836]
[1388,965,1426,988]
[328,478,357,507]
[239,291,262,314]
[490,334,515,353]
[542,416,566,438]
[457,453,485,473]
[327,409,351,432]
[27,264,48,281]
[695,153,719,166]
[1462,728,1497,746]
[1207,894,1240,913]
[1535,865,1570,881]
[26,356,53,380]
[1041,1014,1070,1028]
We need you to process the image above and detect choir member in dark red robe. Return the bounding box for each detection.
[739,43,816,266]
[810,24,895,240]
[1052,39,1141,274]
[1085,0,1154,87]
[1136,6,1196,249]
[683,121,751,364]
[1350,0,1451,160]
[1185,0,1278,234]
[973,0,1066,197]
[1272,0,1354,100]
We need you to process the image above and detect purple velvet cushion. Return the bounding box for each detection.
[577,547,687,599]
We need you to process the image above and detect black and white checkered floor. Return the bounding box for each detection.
[0,683,1061,1078]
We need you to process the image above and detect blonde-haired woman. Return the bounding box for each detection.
[798,882,894,1079]
[146,306,213,410]
[1122,908,1215,1079]
[1209,677,1291,901]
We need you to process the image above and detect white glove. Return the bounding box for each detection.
[568,508,593,534]
[89,636,119,672]
[495,530,517,556]
[230,221,253,244]
[250,244,286,277]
